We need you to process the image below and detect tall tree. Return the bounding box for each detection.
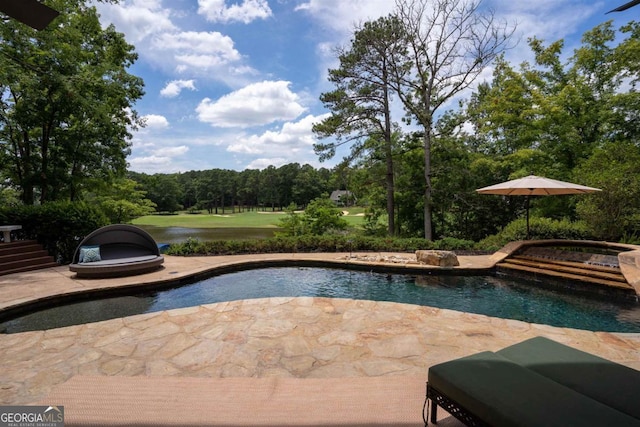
[0,0,144,204]
[276,163,301,208]
[467,20,640,176]
[88,178,156,223]
[259,165,279,211]
[574,141,640,241]
[313,16,407,236]
[524,26,616,170]
[392,0,514,239]
[237,168,260,211]
[466,55,540,156]
[144,174,183,213]
[292,164,327,207]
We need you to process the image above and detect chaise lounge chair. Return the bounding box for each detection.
[69,224,164,278]
[426,336,640,426]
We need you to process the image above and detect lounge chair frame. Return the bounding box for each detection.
[427,384,488,427]
[69,224,163,278]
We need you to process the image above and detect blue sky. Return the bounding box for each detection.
[92,0,635,174]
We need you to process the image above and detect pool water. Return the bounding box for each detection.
[1,267,639,333]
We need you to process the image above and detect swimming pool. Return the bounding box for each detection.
[1,267,639,333]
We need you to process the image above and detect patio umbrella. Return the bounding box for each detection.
[0,0,60,30]
[476,175,601,239]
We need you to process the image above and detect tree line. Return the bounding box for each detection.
[127,164,339,214]
[1,0,639,244]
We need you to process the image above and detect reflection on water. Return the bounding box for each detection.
[137,225,278,244]
[0,297,154,333]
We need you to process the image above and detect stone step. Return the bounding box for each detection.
[518,247,620,268]
[496,262,632,290]
[0,240,57,276]
[0,240,41,256]
[0,262,59,276]
[0,250,51,264]
[512,255,621,274]
[506,257,627,283]
[0,256,57,273]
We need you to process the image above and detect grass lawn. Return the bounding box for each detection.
[132,208,365,229]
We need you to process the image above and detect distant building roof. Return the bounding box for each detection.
[329,190,355,203]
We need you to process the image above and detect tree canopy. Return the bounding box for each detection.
[0,0,144,205]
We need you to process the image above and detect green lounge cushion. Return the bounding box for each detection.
[497,336,640,420]
[428,351,640,427]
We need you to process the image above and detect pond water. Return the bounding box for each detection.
[137,225,277,243]
[1,267,638,334]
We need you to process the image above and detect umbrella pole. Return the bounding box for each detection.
[526,195,530,240]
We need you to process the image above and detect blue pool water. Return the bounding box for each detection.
[1,267,639,333]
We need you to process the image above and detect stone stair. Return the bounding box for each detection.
[497,248,632,291]
[0,240,58,276]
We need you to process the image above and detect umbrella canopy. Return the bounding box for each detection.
[476,175,601,239]
[0,0,60,31]
[476,175,601,196]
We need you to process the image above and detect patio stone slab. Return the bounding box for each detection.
[0,251,637,417]
[0,296,638,406]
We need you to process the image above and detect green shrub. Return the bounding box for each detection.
[165,234,477,256]
[362,208,388,237]
[620,231,640,245]
[476,217,593,251]
[433,237,476,251]
[277,199,348,237]
[0,201,109,263]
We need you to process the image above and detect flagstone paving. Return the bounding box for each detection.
[0,253,639,406]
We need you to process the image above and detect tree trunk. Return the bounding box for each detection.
[383,62,395,236]
[385,152,395,236]
[423,131,433,240]
[39,126,50,204]
[17,130,34,205]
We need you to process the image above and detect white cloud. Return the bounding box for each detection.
[128,155,174,173]
[487,0,601,65]
[227,113,328,156]
[142,114,169,129]
[196,81,306,128]
[127,140,190,173]
[245,158,288,170]
[155,146,190,157]
[152,32,238,59]
[198,0,272,24]
[295,0,393,35]
[160,80,196,98]
[152,31,243,73]
[94,0,175,43]
[94,2,255,85]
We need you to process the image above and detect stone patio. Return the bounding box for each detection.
[0,252,638,416]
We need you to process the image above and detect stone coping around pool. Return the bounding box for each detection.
[620,250,640,296]
[0,252,497,317]
[1,243,640,318]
